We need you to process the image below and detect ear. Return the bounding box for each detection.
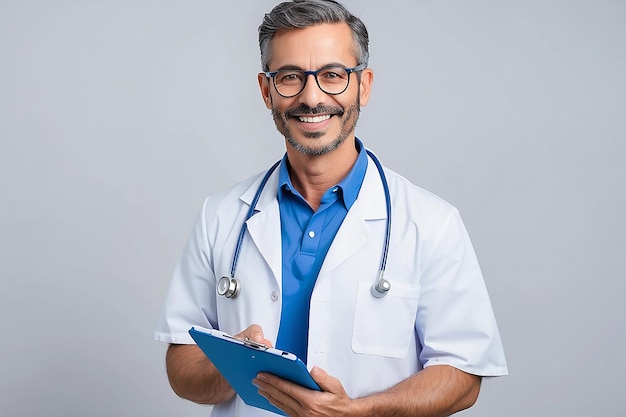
[258,73,273,109]
[358,68,374,107]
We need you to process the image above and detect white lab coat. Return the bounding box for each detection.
[155,154,508,417]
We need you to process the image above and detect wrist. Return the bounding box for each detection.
[350,395,379,417]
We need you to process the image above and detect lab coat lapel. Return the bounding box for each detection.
[319,157,388,275]
[240,169,282,285]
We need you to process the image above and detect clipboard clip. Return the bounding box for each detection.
[243,337,269,351]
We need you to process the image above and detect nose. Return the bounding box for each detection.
[297,73,326,107]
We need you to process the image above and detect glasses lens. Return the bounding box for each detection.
[274,70,306,97]
[316,67,350,95]
[273,67,351,97]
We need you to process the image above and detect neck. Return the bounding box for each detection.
[286,139,358,210]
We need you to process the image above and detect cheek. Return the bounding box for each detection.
[342,96,361,118]
[341,87,361,111]
[270,95,294,113]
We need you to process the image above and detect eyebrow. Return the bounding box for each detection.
[274,62,352,71]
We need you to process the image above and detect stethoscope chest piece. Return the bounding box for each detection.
[217,276,241,299]
[371,277,391,298]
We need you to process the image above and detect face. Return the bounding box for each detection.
[258,23,373,156]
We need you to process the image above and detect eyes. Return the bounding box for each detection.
[276,67,349,85]
[266,63,365,97]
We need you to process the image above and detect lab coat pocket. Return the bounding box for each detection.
[352,281,419,358]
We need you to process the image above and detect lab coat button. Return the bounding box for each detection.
[271,291,279,301]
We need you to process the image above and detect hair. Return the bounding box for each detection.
[258,0,369,71]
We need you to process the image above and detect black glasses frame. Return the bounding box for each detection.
[264,63,367,98]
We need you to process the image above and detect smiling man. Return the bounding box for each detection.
[263,22,367,160]
[155,1,507,416]
[260,21,372,210]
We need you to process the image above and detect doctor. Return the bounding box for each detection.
[155,1,507,416]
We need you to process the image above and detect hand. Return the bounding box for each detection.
[253,366,355,417]
[234,324,274,348]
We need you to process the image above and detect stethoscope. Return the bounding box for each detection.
[217,149,392,299]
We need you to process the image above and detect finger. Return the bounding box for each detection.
[248,324,274,347]
[237,324,274,348]
[257,386,298,417]
[310,366,347,395]
[254,374,307,413]
[256,371,351,417]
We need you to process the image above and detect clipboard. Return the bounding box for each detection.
[189,327,320,415]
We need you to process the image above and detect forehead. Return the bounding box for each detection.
[268,22,357,69]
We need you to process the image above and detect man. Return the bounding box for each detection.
[155,1,508,416]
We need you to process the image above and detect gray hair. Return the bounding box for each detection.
[258,0,369,71]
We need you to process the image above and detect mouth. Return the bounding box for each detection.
[284,104,342,124]
[298,114,332,123]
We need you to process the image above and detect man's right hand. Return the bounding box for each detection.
[234,323,274,349]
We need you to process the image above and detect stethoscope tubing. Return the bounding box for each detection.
[366,149,391,277]
[225,149,392,296]
[229,159,281,278]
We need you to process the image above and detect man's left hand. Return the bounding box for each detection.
[253,366,355,417]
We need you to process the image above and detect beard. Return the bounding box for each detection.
[271,97,361,156]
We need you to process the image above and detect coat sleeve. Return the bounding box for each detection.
[154,197,219,344]
[415,207,508,377]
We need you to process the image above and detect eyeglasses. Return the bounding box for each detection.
[264,63,366,98]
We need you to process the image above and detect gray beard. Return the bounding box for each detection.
[272,101,360,156]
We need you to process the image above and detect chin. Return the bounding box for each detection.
[287,134,346,156]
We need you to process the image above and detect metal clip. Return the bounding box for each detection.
[243,337,268,350]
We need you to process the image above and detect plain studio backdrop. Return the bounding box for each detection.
[1,1,624,416]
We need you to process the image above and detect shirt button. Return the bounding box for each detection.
[271,291,279,301]
[308,230,315,238]
[332,187,338,192]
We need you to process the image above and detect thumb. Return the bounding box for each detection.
[310,366,346,394]
[244,324,273,348]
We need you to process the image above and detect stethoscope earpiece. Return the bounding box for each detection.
[217,276,241,299]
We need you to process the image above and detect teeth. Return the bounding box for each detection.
[298,115,331,123]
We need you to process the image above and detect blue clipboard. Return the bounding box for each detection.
[189,327,320,415]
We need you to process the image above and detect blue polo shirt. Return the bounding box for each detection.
[275,139,368,363]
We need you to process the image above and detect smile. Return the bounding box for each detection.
[298,114,331,123]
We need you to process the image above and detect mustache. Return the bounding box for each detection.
[283,104,344,119]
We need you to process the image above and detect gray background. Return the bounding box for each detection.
[1,0,624,416]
